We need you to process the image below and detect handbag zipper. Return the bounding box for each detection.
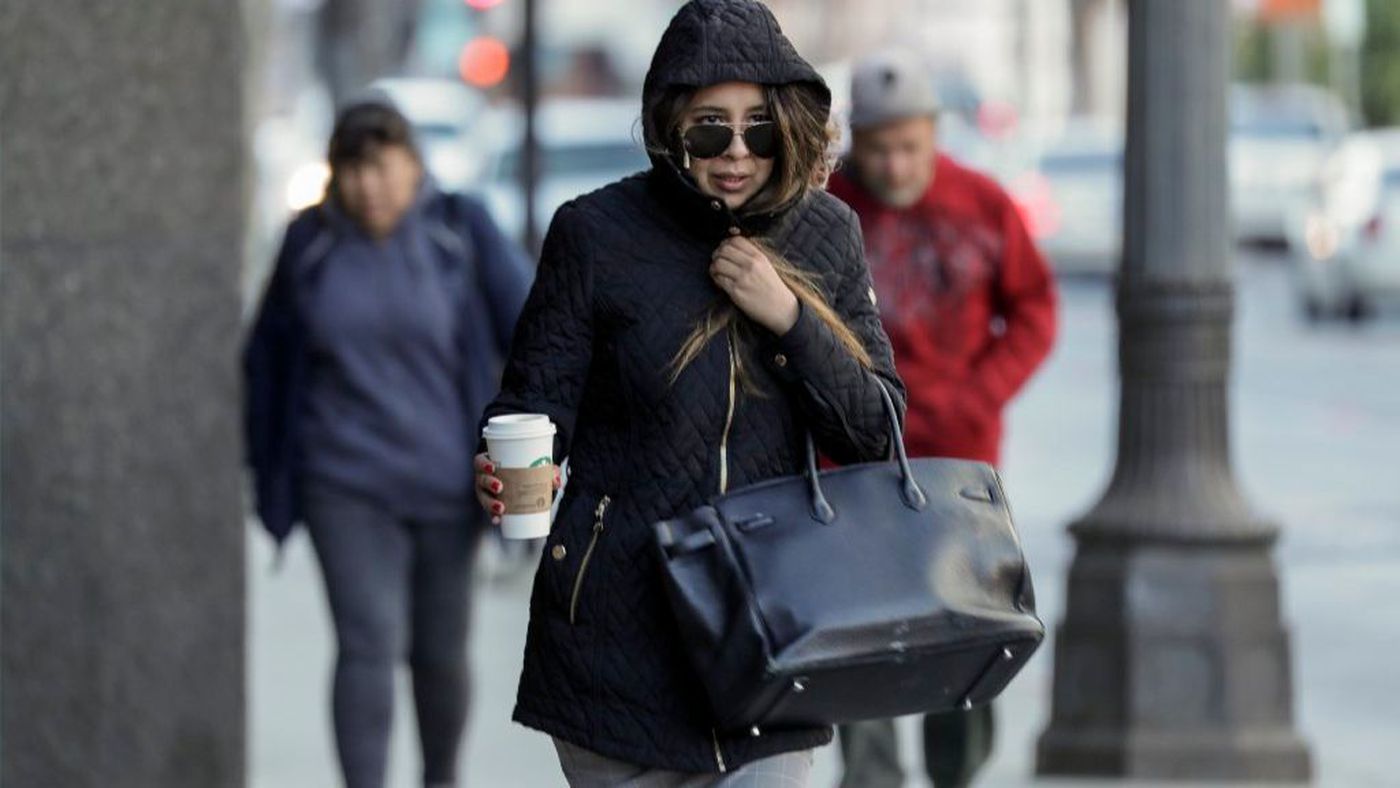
[718,340,738,494]
[568,494,611,625]
[711,728,728,773]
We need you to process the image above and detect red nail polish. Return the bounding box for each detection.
[492,481,502,493]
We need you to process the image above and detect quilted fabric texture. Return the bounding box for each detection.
[481,0,907,773]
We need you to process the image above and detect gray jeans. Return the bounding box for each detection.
[304,482,484,788]
[553,738,813,787]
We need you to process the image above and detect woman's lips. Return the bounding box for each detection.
[713,173,751,192]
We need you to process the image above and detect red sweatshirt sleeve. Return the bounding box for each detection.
[961,190,1058,420]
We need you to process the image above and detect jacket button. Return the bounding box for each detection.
[551,544,567,561]
[710,200,723,211]
[773,353,788,367]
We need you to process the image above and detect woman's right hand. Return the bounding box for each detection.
[475,452,563,526]
[475,453,506,524]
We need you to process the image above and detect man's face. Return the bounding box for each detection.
[849,116,938,209]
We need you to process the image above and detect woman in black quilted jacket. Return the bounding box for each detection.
[475,0,906,783]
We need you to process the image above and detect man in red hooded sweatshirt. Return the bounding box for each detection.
[830,50,1058,788]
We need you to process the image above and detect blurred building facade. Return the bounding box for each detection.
[770,0,1076,125]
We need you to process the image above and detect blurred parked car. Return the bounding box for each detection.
[478,97,651,243]
[1009,119,1123,276]
[1230,83,1349,246]
[369,77,489,191]
[1290,128,1400,322]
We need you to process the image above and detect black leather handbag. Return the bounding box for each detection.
[653,383,1043,733]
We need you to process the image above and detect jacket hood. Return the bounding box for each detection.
[641,0,830,236]
[642,0,829,155]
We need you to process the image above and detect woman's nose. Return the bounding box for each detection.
[724,129,750,159]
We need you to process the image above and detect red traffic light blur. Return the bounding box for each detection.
[458,37,510,88]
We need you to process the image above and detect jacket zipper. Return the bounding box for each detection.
[717,340,738,495]
[568,494,611,625]
[711,728,728,773]
[708,343,738,773]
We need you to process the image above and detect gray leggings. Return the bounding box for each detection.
[304,483,483,788]
[553,738,813,787]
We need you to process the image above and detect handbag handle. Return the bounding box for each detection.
[803,377,927,524]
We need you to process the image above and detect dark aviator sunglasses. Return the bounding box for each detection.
[682,121,777,160]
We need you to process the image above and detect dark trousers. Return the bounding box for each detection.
[304,483,484,788]
[838,705,996,788]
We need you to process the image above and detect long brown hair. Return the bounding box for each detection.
[651,83,873,391]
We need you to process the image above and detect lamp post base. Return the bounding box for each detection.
[1035,540,1312,782]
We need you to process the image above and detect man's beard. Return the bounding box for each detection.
[851,160,932,209]
[866,179,927,209]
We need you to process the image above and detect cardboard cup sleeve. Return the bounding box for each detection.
[496,466,555,515]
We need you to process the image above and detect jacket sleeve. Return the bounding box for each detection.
[459,194,533,355]
[479,203,594,462]
[760,207,907,465]
[959,191,1058,421]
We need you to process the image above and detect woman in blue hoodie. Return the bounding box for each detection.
[244,100,531,788]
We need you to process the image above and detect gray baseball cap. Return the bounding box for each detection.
[849,49,940,130]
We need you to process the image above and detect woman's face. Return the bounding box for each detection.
[679,82,775,211]
[334,143,422,239]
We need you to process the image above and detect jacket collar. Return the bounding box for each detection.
[648,157,786,243]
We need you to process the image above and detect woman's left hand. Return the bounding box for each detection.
[710,236,800,336]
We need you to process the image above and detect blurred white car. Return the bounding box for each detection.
[369,77,489,191]
[1291,128,1400,322]
[1010,119,1123,276]
[478,97,652,243]
[1230,83,1349,246]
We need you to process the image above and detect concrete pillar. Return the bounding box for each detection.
[1,1,247,785]
[1035,0,1313,780]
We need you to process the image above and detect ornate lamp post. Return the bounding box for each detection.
[1035,1,1312,779]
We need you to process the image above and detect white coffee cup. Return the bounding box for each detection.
[482,414,558,539]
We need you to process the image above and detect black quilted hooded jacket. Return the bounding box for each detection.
[481,0,907,773]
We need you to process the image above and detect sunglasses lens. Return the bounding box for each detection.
[683,125,733,159]
[743,123,777,158]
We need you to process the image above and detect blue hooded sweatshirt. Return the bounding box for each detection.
[243,178,531,541]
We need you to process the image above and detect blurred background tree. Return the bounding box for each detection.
[1235,0,1400,127]
[1360,0,1400,125]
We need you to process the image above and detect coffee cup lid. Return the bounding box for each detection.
[482,413,557,440]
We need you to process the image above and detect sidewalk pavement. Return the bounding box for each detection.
[250,259,1400,787]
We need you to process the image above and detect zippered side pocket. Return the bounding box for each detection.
[717,339,738,494]
[568,494,611,625]
[710,728,728,773]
